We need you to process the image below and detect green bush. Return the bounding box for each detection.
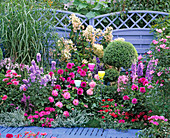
[103,40,138,70]
[104,68,120,83]
[0,48,3,60]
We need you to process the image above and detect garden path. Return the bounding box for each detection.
[0,126,140,138]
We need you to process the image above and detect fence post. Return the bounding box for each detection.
[89,18,94,28]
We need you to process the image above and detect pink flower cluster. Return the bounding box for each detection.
[26,107,56,127]
[148,115,168,126]
[3,70,20,86]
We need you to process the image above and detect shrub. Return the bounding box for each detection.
[104,68,120,83]
[103,40,138,70]
[0,48,3,60]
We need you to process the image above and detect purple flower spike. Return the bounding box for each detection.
[36,53,41,62]
[51,61,56,70]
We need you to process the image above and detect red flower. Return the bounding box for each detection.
[125,116,129,119]
[143,115,148,120]
[6,134,13,138]
[125,112,129,116]
[105,109,109,112]
[148,110,152,113]
[131,119,136,122]
[102,99,105,102]
[106,105,109,108]
[102,116,105,119]
[110,99,114,102]
[40,132,47,136]
[114,114,118,118]
[107,99,110,101]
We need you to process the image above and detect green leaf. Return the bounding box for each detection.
[77,3,87,11]
[93,3,101,10]
[85,11,96,19]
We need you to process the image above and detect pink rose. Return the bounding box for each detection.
[52,90,58,97]
[63,111,69,118]
[63,92,70,99]
[86,88,93,95]
[73,99,79,106]
[94,74,100,80]
[48,96,54,102]
[55,101,63,108]
[89,81,96,88]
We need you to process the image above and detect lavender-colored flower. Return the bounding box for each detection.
[30,73,36,82]
[31,60,36,67]
[131,63,137,83]
[51,61,56,70]
[137,63,144,77]
[22,79,29,84]
[36,53,41,62]
[145,60,155,81]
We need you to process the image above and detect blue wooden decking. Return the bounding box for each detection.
[0,126,140,138]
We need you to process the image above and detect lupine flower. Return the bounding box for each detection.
[36,53,41,62]
[137,63,144,77]
[73,99,79,106]
[51,61,56,70]
[131,63,137,83]
[63,111,69,117]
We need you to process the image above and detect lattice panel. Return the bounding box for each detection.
[93,11,168,31]
[32,9,89,30]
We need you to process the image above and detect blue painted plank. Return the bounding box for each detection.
[85,128,94,136]
[69,127,79,135]
[91,128,100,136]
[64,128,74,135]
[96,128,104,136]
[76,127,84,135]
[81,128,90,136]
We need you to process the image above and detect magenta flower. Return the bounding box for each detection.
[118,119,125,123]
[13,81,19,85]
[77,88,83,95]
[57,69,64,75]
[140,87,146,93]
[48,97,54,102]
[157,72,163,76]
[67,63,73,69]
[55,102,63,108]
[80,70,86,77]
[123,95,129,100]
[63,92,71,99]
[81,81,87,88]
[54,85,61,90]
[131,84,138,91]
[67,77,71,82]
[132,98,137,104]
[73,99,79,106]
[52,90,58,97]
[69,72,75,78]
[2,78,9,82]
[70,80,75,85]
[63,111,69,118]
[2,95,8,100]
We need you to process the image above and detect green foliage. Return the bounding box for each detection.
[103,40,138,70]
[0,110,30,127]
[52,110,92,127]
[0,0,58,67]
[0,48,3,60]
[104,68,120,83]
[67,0,170,18]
